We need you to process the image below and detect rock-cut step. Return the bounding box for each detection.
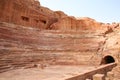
[0,64,13,73]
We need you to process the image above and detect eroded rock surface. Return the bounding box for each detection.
[0,0,120,79]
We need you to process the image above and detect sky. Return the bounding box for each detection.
[39,0,120,23]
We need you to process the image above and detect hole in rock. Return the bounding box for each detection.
[101,55,115,64]
[21,16,29,22]
[40,20,46,24]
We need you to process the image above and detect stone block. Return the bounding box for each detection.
[93,74,105,80]
[107,72,114,80]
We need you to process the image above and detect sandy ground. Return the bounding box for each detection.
[0,65,96,80]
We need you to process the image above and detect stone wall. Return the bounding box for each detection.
[66,63,117,80]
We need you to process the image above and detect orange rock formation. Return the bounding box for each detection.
[0,0,120,79]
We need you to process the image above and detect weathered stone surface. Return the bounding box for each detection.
[0,22,105,69]
[0,0,120,79]
[54,11,68,19]
[106,72,114,80]
[0,0,108,32]
[0,0,58,29]
[50,17,77,30]
[50,17,110,33]
[93,74,105,80]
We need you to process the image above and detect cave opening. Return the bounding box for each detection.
[21,16,29,22]
[40,20,47,24]
[101,55,115,64]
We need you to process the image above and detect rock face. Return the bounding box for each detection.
[0,0,107,31]
[50,17,108,32]
[0,0,120,79]
[0,0,58,29]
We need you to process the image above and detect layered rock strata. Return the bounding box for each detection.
[0,0,120,79]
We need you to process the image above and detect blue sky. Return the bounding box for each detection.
[40,0,120,23]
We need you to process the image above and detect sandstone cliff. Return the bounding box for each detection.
[0,0,109,31]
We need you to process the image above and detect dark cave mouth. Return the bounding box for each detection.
[101,55,115,64]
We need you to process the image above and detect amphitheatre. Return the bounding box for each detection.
[0,0,120,80]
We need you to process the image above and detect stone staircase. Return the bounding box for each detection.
[0,22,106,72]
[0,64,13,73]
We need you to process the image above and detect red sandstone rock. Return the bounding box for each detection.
[0,0,110,32]
[0,0,120,79]
[54,11,68,18]
[50,16,109,33]
[50,17,77,30]
[0,0,57,29]
[0,0,115,32]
